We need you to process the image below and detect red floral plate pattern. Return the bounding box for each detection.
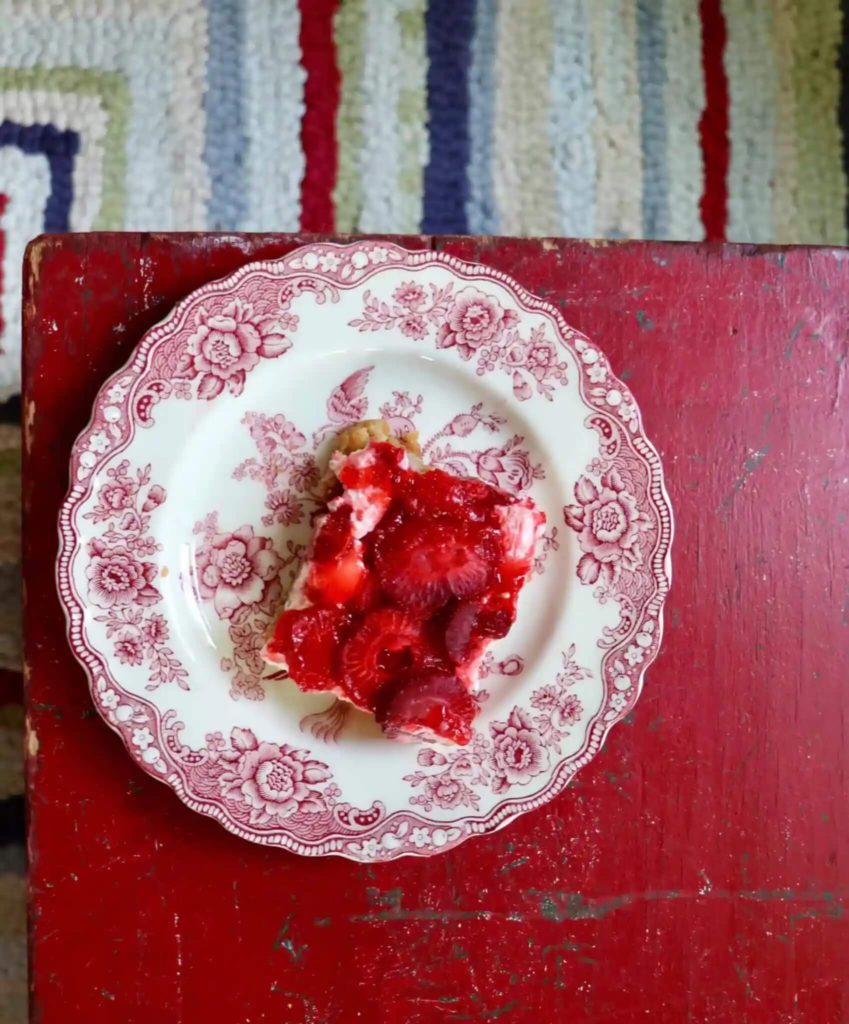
[57,241,672,860]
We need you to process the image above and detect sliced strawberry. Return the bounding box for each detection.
[364,505,405,558]
[443,593,515,665]
[264,607,351,691]
[339,608,430,707]
[444,600,479,664]
[311,507,354,561]
[399,466,503,522]
[306,544,366,606]
[375,672,477,745]
[373,518,499,612]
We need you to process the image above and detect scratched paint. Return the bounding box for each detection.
[274,913,308,964]
[719,444,771,510]
[635,309,655,331]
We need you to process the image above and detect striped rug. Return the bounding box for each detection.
[2,1,849,1018]
[2,1,849,397]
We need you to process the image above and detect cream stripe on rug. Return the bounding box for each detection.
[588,0,642,238]
[724,0,777,243]
[360,0,405,231]
[493,0,558,236]
[243,0,305,230]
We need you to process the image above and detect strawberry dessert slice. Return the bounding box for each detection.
[263,419,545,745]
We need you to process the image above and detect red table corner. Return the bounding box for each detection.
[23,233,849,1023]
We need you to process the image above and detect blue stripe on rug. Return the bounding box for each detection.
[636,0,669,239]
[423,0,475,233]
[550,0,596,237]
[0,121,78,232]
[466,0,499,234]
[205,0,247,229]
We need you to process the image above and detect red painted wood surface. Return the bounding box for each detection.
[23,234,849,1023]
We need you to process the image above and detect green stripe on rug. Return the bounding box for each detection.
[493,0,558,235]
[0,66,128,230]
[397,0,428,233]
[333,0,366,232]
[792,0,846,244]
[772,1,800,242]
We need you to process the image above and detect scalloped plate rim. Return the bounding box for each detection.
[55,240,674,860]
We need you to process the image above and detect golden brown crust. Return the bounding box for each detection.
[334,418,421,457]
[315,419,422,499]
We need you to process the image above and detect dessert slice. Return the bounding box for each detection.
[263,419,545,745]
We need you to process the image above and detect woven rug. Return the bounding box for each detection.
[2,1,848,1019]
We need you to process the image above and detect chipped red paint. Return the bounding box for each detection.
[24,235,849,1023]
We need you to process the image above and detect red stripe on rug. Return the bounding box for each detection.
[698,0,729,241]
[299,0,340,233]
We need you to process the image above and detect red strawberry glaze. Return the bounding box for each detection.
[373,517,500,612]
[376,672,478,746]
[264,441,545,744]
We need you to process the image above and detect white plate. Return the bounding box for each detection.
[57,241,672,860]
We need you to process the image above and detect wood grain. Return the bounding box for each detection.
[23,234,849,1023]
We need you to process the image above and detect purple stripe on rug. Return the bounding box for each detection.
[423,0,475,232]
[0,121,78,232]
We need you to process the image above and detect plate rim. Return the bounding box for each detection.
[56,240,674,860]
